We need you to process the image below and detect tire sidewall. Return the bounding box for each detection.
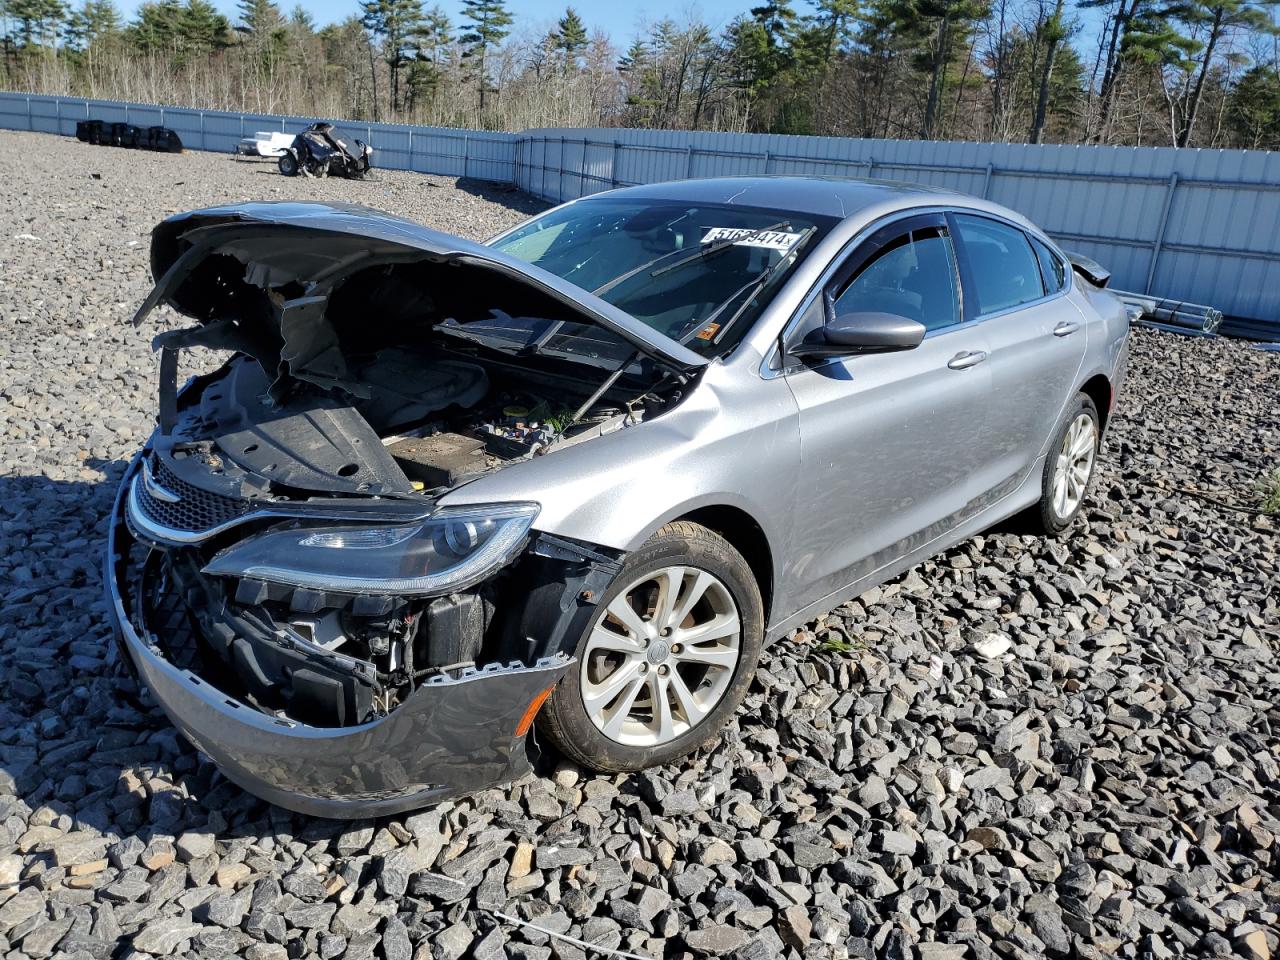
[278,153,298,176]
[1041,394,1100,534]
[543,526,764,771]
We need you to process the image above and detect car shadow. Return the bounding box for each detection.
[453,177,550,217]
[0,462,352,849]
[0,457,1037,857]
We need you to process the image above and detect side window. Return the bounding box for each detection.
[954,214,1045,314]
[1031,236,1066,294]
[831,225,961,333]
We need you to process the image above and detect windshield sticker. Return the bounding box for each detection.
[702,227,803,252]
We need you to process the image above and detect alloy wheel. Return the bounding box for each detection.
[1052,412,1097,519]
[580,565,742,746]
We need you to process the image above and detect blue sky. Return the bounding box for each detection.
[117,0,754,39]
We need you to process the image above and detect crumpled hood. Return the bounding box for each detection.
[140,201,708,378]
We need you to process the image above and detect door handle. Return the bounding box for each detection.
[947,350,988,370]
[1053,320,1081,337]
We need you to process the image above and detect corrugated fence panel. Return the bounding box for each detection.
[517,126,1279,324]
[1,93,1277,324]
[0,93,519,181]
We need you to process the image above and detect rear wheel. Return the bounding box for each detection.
[1032,393,1100,535]
[538,522,763,772]
[277,153,298,177]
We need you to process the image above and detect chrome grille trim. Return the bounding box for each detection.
[128,456,254,545]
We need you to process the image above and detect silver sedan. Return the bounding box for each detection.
[110,177,1129,815]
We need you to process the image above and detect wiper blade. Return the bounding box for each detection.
[591,220,792,298]
[649,221,793,279]
[433,319,527,355]
[679,225,818,346]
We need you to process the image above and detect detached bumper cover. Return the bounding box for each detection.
[105,459,570,818]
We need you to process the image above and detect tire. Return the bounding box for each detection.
[1031,393,1101,536]
[538,521,764,773]
[277,153,298,177]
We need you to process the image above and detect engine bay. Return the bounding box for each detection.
[122,208,704,730]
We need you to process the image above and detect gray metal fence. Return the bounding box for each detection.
[516,128,1280,326]
[1,93,518,181]
[3,92,1278,325]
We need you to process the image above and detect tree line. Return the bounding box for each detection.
[2,0,1277,149]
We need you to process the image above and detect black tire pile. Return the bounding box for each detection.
[75,119,183,153]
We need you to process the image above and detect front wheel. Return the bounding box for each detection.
[1031,393,1101,535]
[277,153,299,177]
[538,522,764,772]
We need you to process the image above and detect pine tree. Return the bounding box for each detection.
[1227,60,1280,147]
[458,0,512,113]
[65,0,119,53]
[807,0,860,66]
[180,0,230,52]
[1170,0,1279,145]
[361,0,427,117]
[1029,0,1068,142]
[404,4,450,114]
[1079,0,1199,141]
[879,0,991,138]
[7,0,67,48]
[130,0,227,61]
[236,0,284,71]
[555,6,586,55]
[555,5,587,67]
[618,37,648,72]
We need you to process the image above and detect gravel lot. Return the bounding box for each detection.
[1,130,1278,960]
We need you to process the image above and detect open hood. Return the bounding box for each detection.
[135,201,709,384]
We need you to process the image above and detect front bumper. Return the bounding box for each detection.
[105,457,570,818]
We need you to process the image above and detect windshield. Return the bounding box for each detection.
[486,197,836,358]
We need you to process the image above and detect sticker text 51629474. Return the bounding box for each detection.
[701,227,803,252]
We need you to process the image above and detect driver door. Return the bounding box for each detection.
[781,213,995,606]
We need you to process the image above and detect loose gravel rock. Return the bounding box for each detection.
[1,130,1278,959]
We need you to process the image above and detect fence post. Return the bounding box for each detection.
[611,140,620,187]
[199,112,205,150]
[55,97,60,135]
[866,157,876,178]
[559,136,566,201]
[685,144,695,179]
[407,128,413,173]
[541,137,549,199]
[578,138,587,197]
[762,150,771,174]
[1145,172,1180,295]
[26,96,31,131]
[462,134,470,179]
[159,107,164,128]
[982,161,995,199]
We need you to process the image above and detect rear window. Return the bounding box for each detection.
[954,214,1045,315]
[1032,237,1067,294]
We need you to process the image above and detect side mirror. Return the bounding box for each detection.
[789,311,926,359]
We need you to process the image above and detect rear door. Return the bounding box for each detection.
[949,213,1087,508]
[781,213,995,606]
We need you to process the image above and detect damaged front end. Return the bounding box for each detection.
[105,202,703,814]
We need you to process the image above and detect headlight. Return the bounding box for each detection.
[202,503,539,595]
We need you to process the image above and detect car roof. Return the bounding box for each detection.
[601,176,981,221]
